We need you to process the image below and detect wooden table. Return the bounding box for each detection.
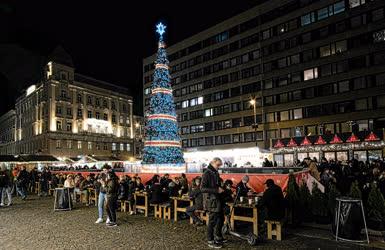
[134,192,149,217]
[170,196,193,222]
[227,202,258,236]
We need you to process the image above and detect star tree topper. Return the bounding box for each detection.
[156,22,166,38]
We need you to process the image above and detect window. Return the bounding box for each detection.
[56,106,62,115]
[112,114,116,123]
[334,1,345,14]
[103,113,108,121]
[320,40,347,57]
[376,73,385,86]
[281,128,291,138]
[87,111,92,118]
[60,90,67,98]
[317,7,329,20]
[112,143,116,151]
[77,109,82,118]
[349,0,365,8]
[204,108,213,117]
[67,140,72,149]
[373,29,385,43]
[182,100,189,108]
[77,141,82,149]
[77,94,82,103]
[87,96,92,105]
[88,142,92,150]
[377,95,385,108]
[293,108,303,119]
[56,121,62,130]
[144,88,151,95]
[66,122,72,131]
[103,143,108,150]
[96,112,100,119]
[339,81,350,92]
[67,108,72,116]
[304,68,318,81]
[120,143,124,151]
[301,12,315,26]
[355,98,368,111]
[56,140,61,149]
[280,111,289,121]
[353,77,366,90]
[103,100,108,108]
[372,8,384,22]
[266,113,276,123]
[126,143,131,152]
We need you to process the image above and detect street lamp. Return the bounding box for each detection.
[249,98,258,147]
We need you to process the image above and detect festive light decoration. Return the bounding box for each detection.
[300,136,312,146]
[346,133,360,143]
[142,23,185,165]
[314,135,327,145]
[274,139,285,148]
[330,134,343,144]
[365,131,380,141]
[287,138,297,147]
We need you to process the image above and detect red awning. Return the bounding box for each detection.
[346,133,360,143]
[274,139,285,148]
[287,138,297,147]
[314,135,327,145]
[330,134,343,144]
[365,132,380,141]
[300,136,312,146]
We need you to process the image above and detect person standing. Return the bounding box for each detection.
[105,171,119,227]
[260,179,285,221]
[16,166,29,200]
[0,166,8,206]
[2,166,13,206]
[201,157,225,249]
[95,166,110,224]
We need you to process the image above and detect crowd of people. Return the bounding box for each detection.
[0,160,288,249]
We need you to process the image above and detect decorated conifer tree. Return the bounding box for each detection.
[142,23,185,165]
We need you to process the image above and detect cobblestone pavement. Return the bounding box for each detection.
[0,195,384,249]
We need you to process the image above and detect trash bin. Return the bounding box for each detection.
[334,197,369,244]
[54,188,72,211]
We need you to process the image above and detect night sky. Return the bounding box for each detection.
[0,1,257,115]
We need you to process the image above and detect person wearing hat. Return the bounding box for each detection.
[235,175,253,198]
[260,179,285,221]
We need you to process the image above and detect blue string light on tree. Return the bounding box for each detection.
[142,22,185,165]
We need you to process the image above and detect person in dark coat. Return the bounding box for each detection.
[235,175,251,198]
[201,157,225,248]
[149,175,165,204]
[160,174,172,190]
[0,167,9,206]
[16,166,29,200]
[186,177,204,225]
[105,171,119,227]
[39,167,51,197]
[117,175,129,201]
[260,179,285,221]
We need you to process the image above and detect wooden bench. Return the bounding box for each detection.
[194,210,209,225]
[134,192,149,217]
[120,200,133,213]
[159,203,172,220]
[265,220,282,241]
[150,204,162,218]
[35,182,40,194]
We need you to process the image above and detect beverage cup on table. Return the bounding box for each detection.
[255,197,259,204]
[248,198,253,205]
[240,196,244,203]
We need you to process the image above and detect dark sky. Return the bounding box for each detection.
[0,1,258,115]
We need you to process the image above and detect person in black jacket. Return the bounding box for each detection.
[16,166,29,200]
[39,167,51,197]
[117,175,129,201]
[235,175,252,199]
[186,177,204,225]
[105,171,119,227]
[201,157,225,249]
[260,179,285,221]
[0,167,9,206]
[149,175,165,204]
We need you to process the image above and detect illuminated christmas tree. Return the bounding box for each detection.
[142,23,185,165]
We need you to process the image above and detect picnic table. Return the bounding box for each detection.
[134,191,149,217]
[227,201,258,236]
[170,196,193,222]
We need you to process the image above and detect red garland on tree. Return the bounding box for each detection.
[330,134,343,144]
[346,133,360,143]
[314,135,326,145]
[274,139,285,148]
[365,131,380,141]
[287,138,297,147]
[300,136,312,146]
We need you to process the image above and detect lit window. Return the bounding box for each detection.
[293,109,303,119]
[374,29,385,43]
[182,100,189,108]
[120,143,124,151]
[204,108,213,117]
[317,7,329,20]
[301,12,315,26]
[304,68,318,81]
[88,142,92,150]
[56,140,61,149]
[280,111,289,121]
[67,140,72,149]
[349,0,365,8]
[112,143,116,151]
[56,121,62,130]
[77,141,82,149]
[126,143,131,151]
[197,97,203,105]
[144,88,151,95]
[333,1,345,14]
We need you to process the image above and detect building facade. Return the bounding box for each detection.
[0,57,134,160]
[133,115,144,159]
[143,0,385,155]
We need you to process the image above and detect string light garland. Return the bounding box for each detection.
[142,22,185,165]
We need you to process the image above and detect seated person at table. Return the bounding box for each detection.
[81,175,94,206]
[160,174,172,190]
[180,174,189,195]
[118,175,129,201]
[260,179,285,221]
[149,175,166,204]
[168,178,182,197]
[64,175,75,199]
[221,180,234,216]
[235,175,254,198]
[186,177,204,226]
[134,177,145,192]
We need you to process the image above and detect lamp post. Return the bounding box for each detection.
[250,98,258,147]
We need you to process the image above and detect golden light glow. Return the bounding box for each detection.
[135,122,140,128]
[26,85,36,97]
[249,99,256,105]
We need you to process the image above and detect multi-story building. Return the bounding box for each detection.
[133,115,144,159]
[0,51,134,160]
[143,0,385,158]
